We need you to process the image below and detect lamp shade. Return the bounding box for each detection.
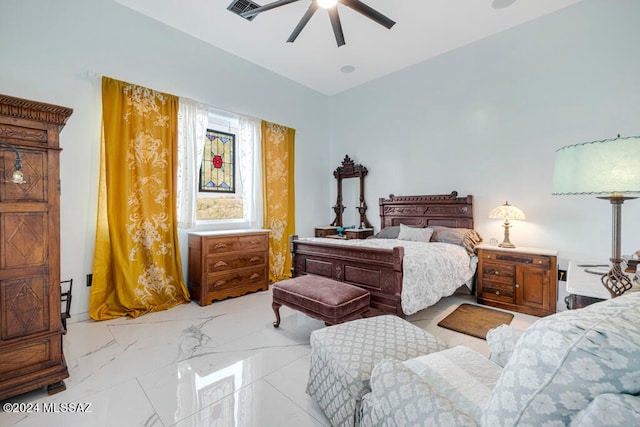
[552,136,640,195]
[489,202,526,220]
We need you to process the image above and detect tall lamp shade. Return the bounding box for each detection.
[552,135,640,297]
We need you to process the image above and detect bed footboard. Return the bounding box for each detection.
[290,235,405,317]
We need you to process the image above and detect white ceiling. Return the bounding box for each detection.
[112,0,582,95]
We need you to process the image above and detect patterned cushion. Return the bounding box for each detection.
[404,346,502,422]
[307,315,447,426]
[361,359,479,427]
[569,393,640,426]
[309,315,448,398]
[486,325,525,368]
[483,292,640,426]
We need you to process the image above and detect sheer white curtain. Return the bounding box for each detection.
[239,116,263,228]
[177,98,208,229]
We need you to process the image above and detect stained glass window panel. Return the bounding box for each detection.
[199,129,235,193]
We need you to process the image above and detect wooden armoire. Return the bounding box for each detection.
[0,94,73,399]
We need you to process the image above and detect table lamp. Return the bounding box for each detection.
[552,135,640,297]
[489,201,526,248]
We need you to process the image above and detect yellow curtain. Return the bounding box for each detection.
[90,77,190,320]
[261,120,295,282]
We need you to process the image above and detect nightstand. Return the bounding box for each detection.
[315,227,338,237]
[477,244,558,316]
[344,228,374,239]
[315,227,374,239]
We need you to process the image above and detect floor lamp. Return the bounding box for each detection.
[552,136,640,297]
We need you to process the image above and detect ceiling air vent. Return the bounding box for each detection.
[227,0,261,21]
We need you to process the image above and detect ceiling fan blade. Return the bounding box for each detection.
[341,0,395,29]
[287,2,319,43]
[241,0,301,19]
[328,8,345,47]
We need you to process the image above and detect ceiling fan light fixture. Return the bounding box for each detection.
[317,0,338,9]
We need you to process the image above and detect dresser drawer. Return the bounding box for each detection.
[205,234,268,255]
[481,263,515,284]
[206,250,267,273]
[481,250,550,268]
[207,267,267,292]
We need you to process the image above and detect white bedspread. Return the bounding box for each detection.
[300,238,478,315]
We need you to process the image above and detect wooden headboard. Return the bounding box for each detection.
[379,191,474,230]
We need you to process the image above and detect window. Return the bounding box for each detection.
[199,129,236,193]
[177,99,261,230]
[195,112,260,225]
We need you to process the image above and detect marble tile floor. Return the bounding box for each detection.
[0,290,539,427]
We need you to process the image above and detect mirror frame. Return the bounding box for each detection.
[331,155,372,229]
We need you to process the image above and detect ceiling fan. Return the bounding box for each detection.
[241,0,396,47]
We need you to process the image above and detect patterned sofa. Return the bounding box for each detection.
[360,292,640,426]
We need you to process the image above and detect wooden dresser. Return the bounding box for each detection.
[188,230,269,306]
[477,244,558,317]
[0,94,73,399]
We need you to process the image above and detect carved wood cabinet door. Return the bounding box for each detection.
[0,94,72,400]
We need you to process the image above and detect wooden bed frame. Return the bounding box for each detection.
[290,191,474,317]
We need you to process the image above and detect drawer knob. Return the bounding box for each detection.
[214,261,228,268]
[515,284,520,288]
[494,271,499,275]
[538,260,543,264]
[215,243,228,249]
[213,280,226,287]
[495,290,500,296]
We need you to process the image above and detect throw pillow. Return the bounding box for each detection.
[398,223,433,242]
[373,226,401,239]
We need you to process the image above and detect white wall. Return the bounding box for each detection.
[0,0,330,320]
[328,0,640,272]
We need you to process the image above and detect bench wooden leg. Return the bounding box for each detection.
[272,301,282,328]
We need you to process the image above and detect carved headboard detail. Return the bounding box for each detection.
[379,191,474,230]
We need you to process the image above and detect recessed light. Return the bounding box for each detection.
[340,65,355,74]
[492,0,517,9]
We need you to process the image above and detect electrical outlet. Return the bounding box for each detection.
[558,269,567,282]
[86,273,93,287]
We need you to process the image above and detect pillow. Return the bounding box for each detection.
[373,226,401,239]
[482,293,640,427]
[397,223,433,242]
[429,225,482,255]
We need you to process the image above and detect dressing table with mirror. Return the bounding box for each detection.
[315,155,374,239]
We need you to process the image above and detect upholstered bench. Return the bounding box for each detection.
[306,315,448,427]
[271,275,370,328]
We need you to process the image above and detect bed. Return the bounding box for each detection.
[290,191,480,317]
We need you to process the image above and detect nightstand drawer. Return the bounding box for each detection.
[480,281,515,303]
[481,263,515,284]
[482,250,550,268]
